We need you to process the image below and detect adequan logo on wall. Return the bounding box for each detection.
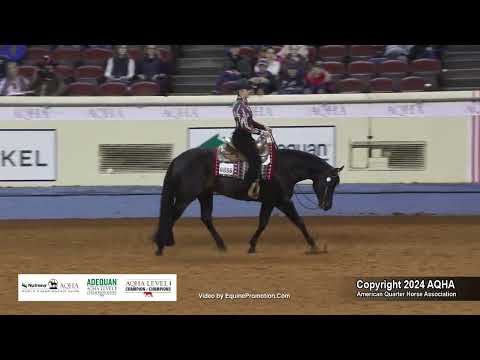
[86,278,118,297]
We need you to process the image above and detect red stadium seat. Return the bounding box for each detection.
[75,65,105,84]
[336,78,368,93]
[17,65,38,80]
[369,78,394,93]
[318,45,347,62]
[52,47,84,66]
[24,47,51,65]
[157,47,173,62]
[377,60,409,91]
[98,82,128,96]
[410,58,442,73]
[372,45,386,56]
[410,59,441,90]
[350,45,377,61]
[84,48,113,66]
[322,61,346,82]
[130,81,160,96]
[67,82,97,96]
[348,61,376,81]
[378,60,409,74]
[400,76,427,92]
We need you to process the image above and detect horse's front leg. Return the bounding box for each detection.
[248,202,274,254]
[276,201,325,254]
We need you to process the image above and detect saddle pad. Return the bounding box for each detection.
[214,143,275,181]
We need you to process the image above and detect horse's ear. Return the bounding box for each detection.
[335,165,345,174]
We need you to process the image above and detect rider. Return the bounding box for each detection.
[231,79,272,199]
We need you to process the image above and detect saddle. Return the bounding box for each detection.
[214,131,276,182]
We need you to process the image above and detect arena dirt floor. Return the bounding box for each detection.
[1,216,479,315]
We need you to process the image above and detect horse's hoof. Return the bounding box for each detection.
[217,246,227,253]
[155,248,163,256]
[306,247,320,255]
[248,248,256,254]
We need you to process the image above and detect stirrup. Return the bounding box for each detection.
[248,181,261,199]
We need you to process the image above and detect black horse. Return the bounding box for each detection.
[153,146,343,255]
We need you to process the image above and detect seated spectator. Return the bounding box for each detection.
[254,47,281,78]
[408,45,441,60]
[87,45,113,49]
[278,65,305,94]
[384,45,414,62]
[0,61,31,96]
[136,45,172,95]
[104,45,135,84]
[0,56,6,79]
[304,61,333,94]
[248,59,277,95]
[0,45,27,63]
[30,56,66,96]
[277,45,309,61]
[214,46,252,93]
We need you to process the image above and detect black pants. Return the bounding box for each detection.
[232,129,261,184]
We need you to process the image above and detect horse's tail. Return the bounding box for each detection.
[154,159,176,248]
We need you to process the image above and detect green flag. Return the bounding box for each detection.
[199,134,225,149]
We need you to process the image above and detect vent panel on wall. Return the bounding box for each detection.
[99,144,173,173]
[350,141,426,171]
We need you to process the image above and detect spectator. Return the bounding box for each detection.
[277,45,309,61]
[104,45,135,84]
[408,45,440,60]
[214,46,252,93]
[278,64,305,94]
[0,56,6,79]
[384,45,414,62]
[87,45,113,49]
[248,59,277,95]
[0,45,27,63]
[136,45,172,95]
[304,61,333,94]
[0,62,31,96]
[30,56,66,96]
[254,47,281,78]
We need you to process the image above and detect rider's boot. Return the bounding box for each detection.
[248,179,261,199]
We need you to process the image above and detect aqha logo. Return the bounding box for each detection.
[144,292,153,298]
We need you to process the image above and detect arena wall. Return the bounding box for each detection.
[1,92,480,219]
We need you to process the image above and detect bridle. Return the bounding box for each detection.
[294,174,336,211]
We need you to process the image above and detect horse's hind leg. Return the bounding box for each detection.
[276,201,320,253]
[248,203,274,254]
[198,192,226,252]
[165,199,192,246]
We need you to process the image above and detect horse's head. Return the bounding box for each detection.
[312,166,344,211]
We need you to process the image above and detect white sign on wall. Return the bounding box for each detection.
[0,129,56,181]
[188,126,336,166]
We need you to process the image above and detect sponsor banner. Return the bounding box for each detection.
[189,126,336,166]
[0,129,56,181]
[1,102,480,121]
[18,274,177,302]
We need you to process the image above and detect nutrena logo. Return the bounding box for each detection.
[199,134,225,149]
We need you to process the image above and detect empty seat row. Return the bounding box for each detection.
[336,76,431,93]
[67,81,162,96]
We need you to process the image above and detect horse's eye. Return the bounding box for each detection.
[326,177,332,183]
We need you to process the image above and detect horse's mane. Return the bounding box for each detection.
[277,149,333,172]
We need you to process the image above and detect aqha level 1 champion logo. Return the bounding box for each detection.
[87,278,118,297]
[125,279,173,298]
